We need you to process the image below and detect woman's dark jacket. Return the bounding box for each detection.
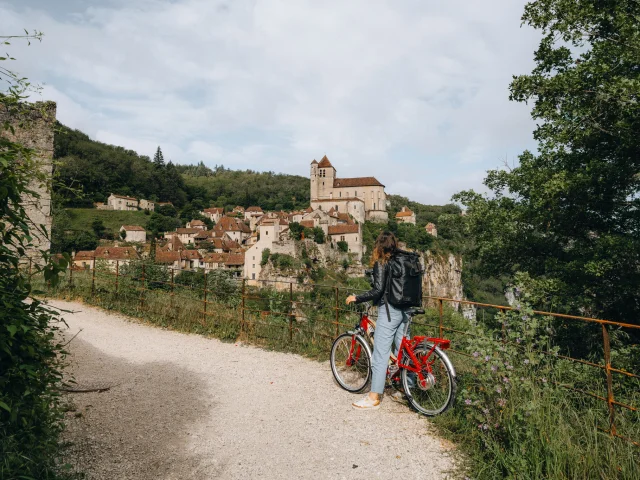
[355,261,389,306]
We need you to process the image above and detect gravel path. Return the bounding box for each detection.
[53,299,457,479]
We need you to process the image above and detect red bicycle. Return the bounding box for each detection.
[330,303,457,416]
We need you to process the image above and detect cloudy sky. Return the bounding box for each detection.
[1,0,540,204]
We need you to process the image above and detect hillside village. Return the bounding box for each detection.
[71,156,436,283]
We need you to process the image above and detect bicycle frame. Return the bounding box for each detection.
[396,335,451,388]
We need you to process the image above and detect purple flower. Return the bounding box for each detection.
[516,338,522,344]
[494,423,500,429]
[507,365,514,370]
[503,377,509,383]
[482,424,489,431]
[465,399,472,405]
[473,351,479,358]
[524,359,530,365]
[521,314,528,320]
[482,408,489,415]
[496,386,502,394]
[491,365,497,372]
[485,355,491,362]
[497,398,506,407]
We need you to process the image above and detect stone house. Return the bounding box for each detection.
[233,206,245,215]
[139,199,155,211]
[119,225,147,243]
[213,216,251,243]
[244,220,285,283]
[395,206,416,225]
[180,249,203,270]
[73,250,95,269]
[244,206,263,222]
[186,220,207,230]
[201,207,224,224]
[310,197,366,224]
[310,156,388,223]
[225,253,245,275]
[108,193,138,211]
[155,251,181,270]
[174,228,201,245]
[93,246,138,270]
[328,224,363,259]
[203,253,228,271]
[425,222,438,237]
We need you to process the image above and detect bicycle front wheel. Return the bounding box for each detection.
[330,333,372,393]
[401,343,456,416]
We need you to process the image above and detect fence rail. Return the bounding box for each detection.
[35,259,639,447]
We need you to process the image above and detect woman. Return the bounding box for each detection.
[346,231,409,410]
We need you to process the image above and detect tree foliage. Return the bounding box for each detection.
[455,0,640,322]
[0,33,69,478]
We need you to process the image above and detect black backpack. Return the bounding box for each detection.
[384,249,423,311]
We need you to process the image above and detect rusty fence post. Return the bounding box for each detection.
[241,278,246,334]
[91,257,96,296]
[115,261,119,298]
[334,287,340,337]
[203,271,208,325]
[170,268,175,312]
[289,282,294,343]
[140,263,145,310]
[438,298,444,338]
[602,324,616,436]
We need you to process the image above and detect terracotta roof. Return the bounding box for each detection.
[189,220,205,226]
[333,177,384,188]
[337,213,355,224]
[327,207,337,216]
[311,197,364,203]
[214,216,251,233]
[194,231,212,240]
[300,220,315,228]
[225,253,245,266]
[155,251,180,263]
[304,206,313,213]
[94,246,138,260]
[395,210,414,217]
[279,219,289,225]
[317,155,333,168]
[180,250,202,260]
[328,225,359,235]
[176,228,201,234]
[121,225,145,231]
[310,159,318,165]
[203,207,224,214]
[246,206,263,212]
[233,206,245,212]
[110,194,137,201]
[204,253,228,263]
[74,250,95,261]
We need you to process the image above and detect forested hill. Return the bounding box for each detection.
[53,123,459,217]
[53,124,310,211]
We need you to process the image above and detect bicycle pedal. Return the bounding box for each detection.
[387,365,399,377]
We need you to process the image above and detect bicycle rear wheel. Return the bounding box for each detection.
[330,333,372,393]
[401,343,456,416]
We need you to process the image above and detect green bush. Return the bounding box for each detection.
[337,241,348,253]
[261,248,271,266]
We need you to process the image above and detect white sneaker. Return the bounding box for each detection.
[389,390,406,404]
[352,396,381,410]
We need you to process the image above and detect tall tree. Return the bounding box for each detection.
[455,0,640,322]
[153,146,165,168]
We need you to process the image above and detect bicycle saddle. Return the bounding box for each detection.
[406,308,425,316]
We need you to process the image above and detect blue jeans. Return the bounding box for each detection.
[370,302,409,394]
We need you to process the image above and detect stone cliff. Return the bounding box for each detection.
[422,251,476,320]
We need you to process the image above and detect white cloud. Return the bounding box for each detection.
[1,0,540,203]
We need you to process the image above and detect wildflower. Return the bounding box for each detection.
[516,338,522,344]
[482,424,489,431]
[485,355,491,362]
[542,377,547,383]
[507,365,514,370]
[496,386,502,394]
[503,377,509,383]
[465,399,472,406]
[524,359,530,365]
[473,351,479,358]
[491,365,497,372]
[521,314,529,321]
[497,398,506,407]
[482,408,490,415]
[494,423,500,429]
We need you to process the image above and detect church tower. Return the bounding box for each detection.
[310,159,319,200]
[316,155,335,199]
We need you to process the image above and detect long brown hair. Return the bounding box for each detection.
[371,231,397,266]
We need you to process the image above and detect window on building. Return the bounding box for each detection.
[253,264,255,268]
[341,235,345,241]
[339,192,342,198]
[371,192,373,199]
[252,273,255,279]
[253,256,255,260]
[355,191,358,196]
[374,203,376,210]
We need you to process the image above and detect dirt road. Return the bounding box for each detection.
[54,299,456,479]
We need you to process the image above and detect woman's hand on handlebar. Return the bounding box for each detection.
[345,294,357,305]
